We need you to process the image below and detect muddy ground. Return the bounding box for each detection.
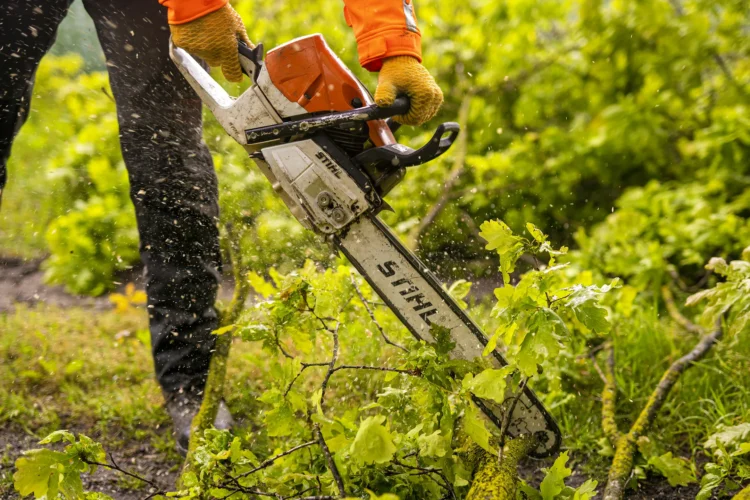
[0,424,180,500]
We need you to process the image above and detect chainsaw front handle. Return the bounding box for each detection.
[244,97,410,144]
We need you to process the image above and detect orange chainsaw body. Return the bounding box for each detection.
[265,34,395,147]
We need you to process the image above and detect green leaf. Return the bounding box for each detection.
[248,271,277,298]
[264,402,296,437]
[64,359,84,375]
[212,324,235,336]
[462,366,513,403]
[564,281,618,334]
[540,451,572,500]
[516,312,562,377]
[526,222,546,243]
[446,279,472,309]
[731,442,750,457]
[430,324,456,355]
[479,220,525,284]
[573,479,598,500]
[40,430,76,445]
[462,402,494,454]
[647,452,696,487]
[417,430,450,458]
[704,423,750,451]
[14,448,80,499]
[350,416,396,464]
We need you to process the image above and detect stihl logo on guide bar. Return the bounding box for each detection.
[315,151,342,179]
[377,261,438,325]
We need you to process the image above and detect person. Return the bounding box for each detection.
[0,0,443,455]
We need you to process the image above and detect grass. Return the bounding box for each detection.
[552,307,750,481]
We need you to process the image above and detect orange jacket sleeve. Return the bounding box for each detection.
[342,0,422,72]
[159,0,228,24]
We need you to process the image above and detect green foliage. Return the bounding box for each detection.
[696,423,750,500]
[481,220,615,377]
[14,431,109,500]
[519,451,599,499]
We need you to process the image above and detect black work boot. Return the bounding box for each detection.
[164,392,234,456]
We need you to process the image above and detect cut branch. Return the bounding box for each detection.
[661,286,702,334]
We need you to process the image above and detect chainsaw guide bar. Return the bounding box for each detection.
[170,34,562,457]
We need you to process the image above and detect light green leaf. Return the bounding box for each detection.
[350,416,396,465]
[731,442,750,457]
[247,271,277,298]
[212,324,235,336]
[40,430,76,445]
[417,431,450,458]
[704,423,750,451]
[540,451,572,500]
[446,279,472,309]
[647,452,696,487]
[264,402,296,437]
[14,449,80,499]
[64,359,84,375]
[573,479,598,500]
[462,366,513,404]
[479,220,525,284]
[526,222,546,243]
[462,402,494,454]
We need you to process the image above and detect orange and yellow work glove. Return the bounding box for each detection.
[374,56,444,126]
[170,4,252,83]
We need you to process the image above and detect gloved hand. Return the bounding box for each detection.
[170,4,252,83]
[374,56,443,126]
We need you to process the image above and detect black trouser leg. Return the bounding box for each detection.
[0,0,73,205]
[81,0,222,395]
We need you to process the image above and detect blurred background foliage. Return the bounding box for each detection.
[0,0,748,297]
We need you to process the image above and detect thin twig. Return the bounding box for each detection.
[392,460,457,499]
[319,322,341,411]
[82,454,165,498]
[332,365,416,376]
[351,278,407,352]
[232,441,317,480]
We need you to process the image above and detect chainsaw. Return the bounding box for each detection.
[169,35,561,457]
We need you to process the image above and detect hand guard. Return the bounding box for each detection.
[374,56,443,126]
[170,4,252,83]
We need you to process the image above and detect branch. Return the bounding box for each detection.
[603,318,724,500]
[392,459,457,499]
[351,278,407,352]
[314,423,346,497]
[661,286,702,334]
[332,365,417,376]
[601,344,621,445]
[232,441,317,480]
[319,322,341,412]
[83,453,165,499]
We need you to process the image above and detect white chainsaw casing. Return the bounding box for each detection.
[260,140,371,234]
